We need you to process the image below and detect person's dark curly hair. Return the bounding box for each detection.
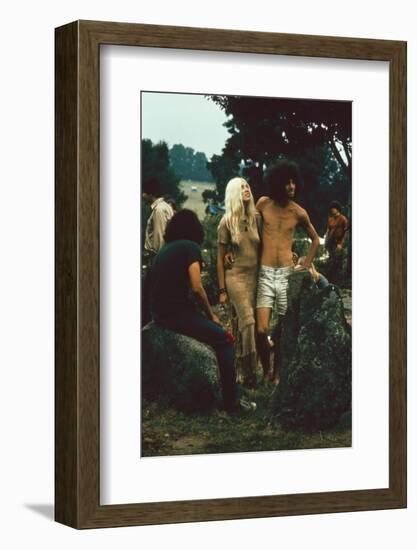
[142,177,162,197]
[266,160,303,203]
[329,200,343,213]
[164,209,204,245]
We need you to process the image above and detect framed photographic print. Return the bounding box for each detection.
[55,20,406,528]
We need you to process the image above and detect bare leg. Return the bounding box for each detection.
[256,307,272,383]
[271,316,284,385]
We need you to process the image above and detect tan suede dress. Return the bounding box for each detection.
[217,213,262,385]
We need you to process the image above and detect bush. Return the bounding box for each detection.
[201,213,223,305]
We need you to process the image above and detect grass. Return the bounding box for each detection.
[180,180,216,220]
[141,383,351,457]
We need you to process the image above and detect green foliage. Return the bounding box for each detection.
[170,143,214,182]
[211,94,351,171]
[202,189,218,203]
[201,213,223,304]
[142,139,187,207]
[207,153,240,201]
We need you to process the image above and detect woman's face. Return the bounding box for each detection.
[241,181,251,202]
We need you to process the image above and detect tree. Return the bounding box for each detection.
[193,151,213,182]
[206,153,240,201]
[202,189,218,204]
[141,139,186,205]
[169,143,191,180]
[210,95,351,177]
[169,144,214,182]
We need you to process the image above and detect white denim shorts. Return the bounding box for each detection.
[256,265,294,316]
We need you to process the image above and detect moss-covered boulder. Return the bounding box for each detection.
[271,271,351,431]
[142,322,222,414]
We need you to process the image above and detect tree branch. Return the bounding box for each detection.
[328,138,348,175]
[342,140,352,169]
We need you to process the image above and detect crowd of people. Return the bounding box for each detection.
[142,160,349,414]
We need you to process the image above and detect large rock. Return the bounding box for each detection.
[271,271,352,431]
[142,322,222,414]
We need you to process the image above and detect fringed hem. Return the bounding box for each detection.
[228,307,259,386]
[233,321,257,358]
[236,351,259,387]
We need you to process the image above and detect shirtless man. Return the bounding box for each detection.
[256,160,320,384]
[324,200,348,284]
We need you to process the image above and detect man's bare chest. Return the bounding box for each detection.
[263,207,298,234]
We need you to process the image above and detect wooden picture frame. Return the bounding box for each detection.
[55,20,407,529]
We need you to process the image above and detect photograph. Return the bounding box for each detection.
[140,91,352,457]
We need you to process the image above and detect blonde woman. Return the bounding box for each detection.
[217,177,262,388]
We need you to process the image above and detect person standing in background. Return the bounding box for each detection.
[324,201,348,284]
[142,178,174,326]
[142,177,174,258]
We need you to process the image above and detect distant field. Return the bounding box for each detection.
[180,180,216,220]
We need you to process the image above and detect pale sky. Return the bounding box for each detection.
[141,92,230,158]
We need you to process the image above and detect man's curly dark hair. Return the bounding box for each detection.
[266,160,303,203]
[329,200,343,213]
[164,209,205,245]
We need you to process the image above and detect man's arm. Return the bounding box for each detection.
[299,209,320,269]
[336,216,348,250]
[256,196,269,211]
[189,261,221,325]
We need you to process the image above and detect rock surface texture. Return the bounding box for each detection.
[271,271,352,431]
[142,322,222,414]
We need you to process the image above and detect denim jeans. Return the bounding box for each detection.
[156,311,238,411]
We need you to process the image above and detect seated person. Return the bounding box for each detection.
[149,208,255,413]
[293,253,329,290]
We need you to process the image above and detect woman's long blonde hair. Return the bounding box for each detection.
[224,177,257,244]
